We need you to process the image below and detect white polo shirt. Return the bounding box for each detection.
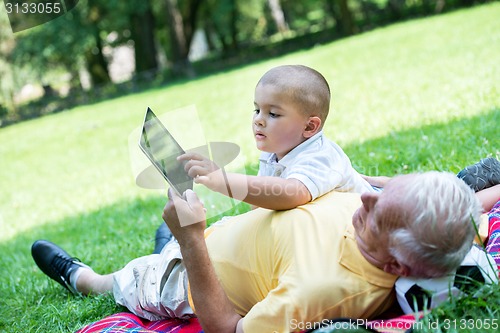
[257,131,375,199]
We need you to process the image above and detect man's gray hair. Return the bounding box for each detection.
[385,172,483,278]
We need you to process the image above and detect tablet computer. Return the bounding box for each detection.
[138,107,193,195]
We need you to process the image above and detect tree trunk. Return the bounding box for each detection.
[267,0,288,34]
[229,0,238,50]
[130,1,158,75]
[327,0,357,36]
[435,0,446,13]
[84,1,110,86]
[387,0,405,20]
[84,27,111,86]
[165,0,192,77]
[182,0,202,51]
[337,0,357,35]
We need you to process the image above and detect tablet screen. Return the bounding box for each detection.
[139,108,193,195]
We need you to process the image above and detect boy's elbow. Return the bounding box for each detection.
[278,183,312,210]
[293,191,312,207]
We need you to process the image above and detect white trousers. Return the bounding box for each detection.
[113,239,194,321]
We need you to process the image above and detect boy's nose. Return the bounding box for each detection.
[254,113,265,127]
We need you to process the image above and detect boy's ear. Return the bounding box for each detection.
[303,116,322,138]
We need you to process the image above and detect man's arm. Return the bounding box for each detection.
[179,153,311,210]
[162,189,244,333]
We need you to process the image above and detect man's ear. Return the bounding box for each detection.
[303,116,322,138]
[383,260,411,277]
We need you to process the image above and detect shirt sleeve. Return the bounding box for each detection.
[285,153,344,200]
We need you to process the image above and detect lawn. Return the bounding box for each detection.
[0,3,499,332]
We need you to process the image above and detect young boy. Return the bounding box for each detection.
[178,65,374,211]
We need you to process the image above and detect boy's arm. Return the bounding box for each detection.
[361,174,392,188]
[220,173,311,210]
[179,153,311,210]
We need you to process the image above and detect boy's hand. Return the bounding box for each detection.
[162,189,207,246]
[178,152,225,192]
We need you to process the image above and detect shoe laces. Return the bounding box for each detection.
[51,254,81,284]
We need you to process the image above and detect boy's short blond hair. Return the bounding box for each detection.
[257,65,331,126]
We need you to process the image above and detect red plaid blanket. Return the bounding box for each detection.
[75,312,424,333]
[75,313,202,333]
[486,199,500,274]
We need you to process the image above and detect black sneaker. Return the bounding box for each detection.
[457,157,500,192]
[153,223,173,254]
[31,240,90,295]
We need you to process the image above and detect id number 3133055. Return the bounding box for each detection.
[5,2,62,14]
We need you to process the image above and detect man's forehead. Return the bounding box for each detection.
[386,173,418,188]
[376,175,416,219]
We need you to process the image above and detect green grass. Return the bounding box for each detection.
[1,3,499,332]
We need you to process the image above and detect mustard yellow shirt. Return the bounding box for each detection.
[204,191,397,333]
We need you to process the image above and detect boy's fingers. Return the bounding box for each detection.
[194,175,209,185]
[178,152,203,161]
[177,153,190,161]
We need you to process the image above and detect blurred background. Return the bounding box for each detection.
[0,0,491,127]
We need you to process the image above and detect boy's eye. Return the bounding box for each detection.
[254,109,260,114]
[269,112,280,118]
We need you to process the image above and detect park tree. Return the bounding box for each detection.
[83,0,160,78]
[9,9,92,91]
[164,0,202,77]
[326,0,357,35]
[0,10,16,115]
[9,0,162,89]
[387,0,405,20]
[84,0,111,85]
[10,0,113,89]
[267,0,289,34]
[128,0,158,74]
[201,0,240,53]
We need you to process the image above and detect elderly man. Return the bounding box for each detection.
[32,172,481,333]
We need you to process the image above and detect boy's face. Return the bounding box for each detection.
[253,83,311,160]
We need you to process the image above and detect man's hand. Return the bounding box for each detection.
[163,189,243,333]
[162,189,206,246]
[178,153,226,192]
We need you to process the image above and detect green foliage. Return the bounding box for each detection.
[0,4,499,332]
[10,10,90,77]
[0,5,15,108]
[0,103,7,117]
[414,283,500,332]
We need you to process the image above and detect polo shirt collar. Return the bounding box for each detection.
[259,130,324,168]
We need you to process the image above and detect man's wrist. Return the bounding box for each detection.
[177,232,206,249]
